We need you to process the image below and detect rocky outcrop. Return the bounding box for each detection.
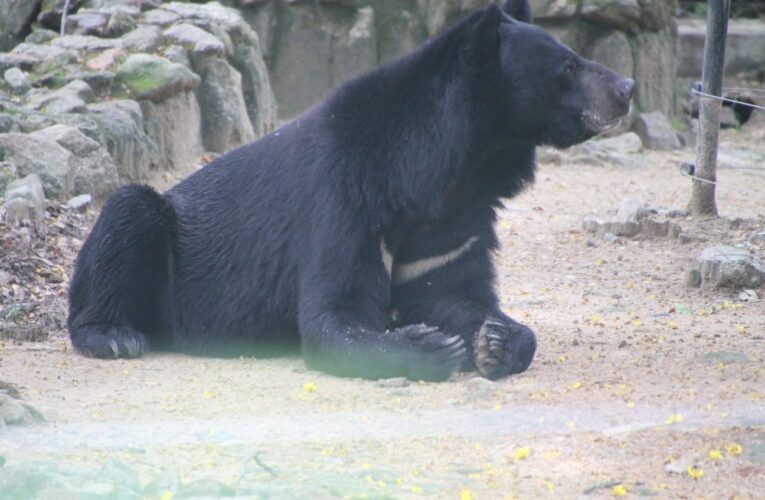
[0,0,277,203]
[226,0,678,119]
[231,0,500,118]
[30,124,119,198]
[0,133,75,200]
[0,1,44,52]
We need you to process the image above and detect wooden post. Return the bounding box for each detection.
[688,0,730,216]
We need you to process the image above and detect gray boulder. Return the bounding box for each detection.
[0,0,43,51]
[24,28,59,45]
[163,45,191,68]
[160,2,278,132]
[26,79,95,114]
[76,70,115,97]
[0,54,39,74]
[114,53,200,102]
[0,133,73,199]
[589,31,633,79]
[164,23,226,55]
[30,124,119,197]
[582,0,642,34]
[689,245,765,289]
[140,90,204,172]
[4,67,30,95]
[9,42,78,67]
[105,11,138,38]
[227,26,278,136]
[52,34,124,52]
[4,174,46,225]
[191,54,255,153]
[85,99,160,182]
[66,10,111,36]
[120,25,164,53]
[0,393,44,426]
[142,8,182,27]
[633,111,682,151]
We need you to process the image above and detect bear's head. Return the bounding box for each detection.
[481,0,635,149]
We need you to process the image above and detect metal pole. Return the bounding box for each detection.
[61,0,72,37]
[688,0,730,216]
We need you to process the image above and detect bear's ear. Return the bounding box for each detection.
[464,4,503,60]
[502,0,533,24]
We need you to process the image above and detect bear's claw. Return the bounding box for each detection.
[474,318,537,380]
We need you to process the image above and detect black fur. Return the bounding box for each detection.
[68,0,633,381]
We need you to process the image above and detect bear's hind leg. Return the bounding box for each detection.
[68,185,176,359]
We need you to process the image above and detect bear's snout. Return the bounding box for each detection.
[616,78,636,105]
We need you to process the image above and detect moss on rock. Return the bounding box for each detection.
[114,53,199,102]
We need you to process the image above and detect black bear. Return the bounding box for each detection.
[68,0,634,381]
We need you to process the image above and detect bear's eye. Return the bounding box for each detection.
[563,61,577,77]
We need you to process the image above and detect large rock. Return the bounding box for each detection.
[160,1,277,134]
[164,23,226,55]
[4,67,31,95]
[191,54,255,153]
[30,124,119,197]
[140,91,204,172]
[0,133,74,199]
[120,25,164,53]
[0,0,44,51]
[531,0,578,18]
[26,79,95,114]
[582,0,642,34]
[142,8,182,27]
[4,174,46,225]
[9,42,78,68]
[86,99,160,182]
[114,53,200,102]
[633,111,682,151]
[66,10,111,36]
[688,245,765,289]
[234,0,676,120]
[0,393,44,427]
[332,7,377,90]
[633,31,676,118]
[372,0,424,64]
[589,31,633,79]
[241,0,371,119]
[52,34,124,52]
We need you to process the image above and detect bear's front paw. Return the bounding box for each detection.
[474,318,536,380]
[391,324,467,381]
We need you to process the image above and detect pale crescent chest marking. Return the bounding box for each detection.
[381,236,479,286]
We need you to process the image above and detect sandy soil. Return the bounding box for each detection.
[1,118,764,498]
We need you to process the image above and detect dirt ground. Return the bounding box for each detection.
[1,116,764,498]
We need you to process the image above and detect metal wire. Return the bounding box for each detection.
[680,162,717,185]
[691,88,765,112]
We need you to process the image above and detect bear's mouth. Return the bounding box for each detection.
[582,111,622,133]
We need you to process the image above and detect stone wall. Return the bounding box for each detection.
[0,1,277,201]
[225,0,679,119]
[0,0,685,204]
